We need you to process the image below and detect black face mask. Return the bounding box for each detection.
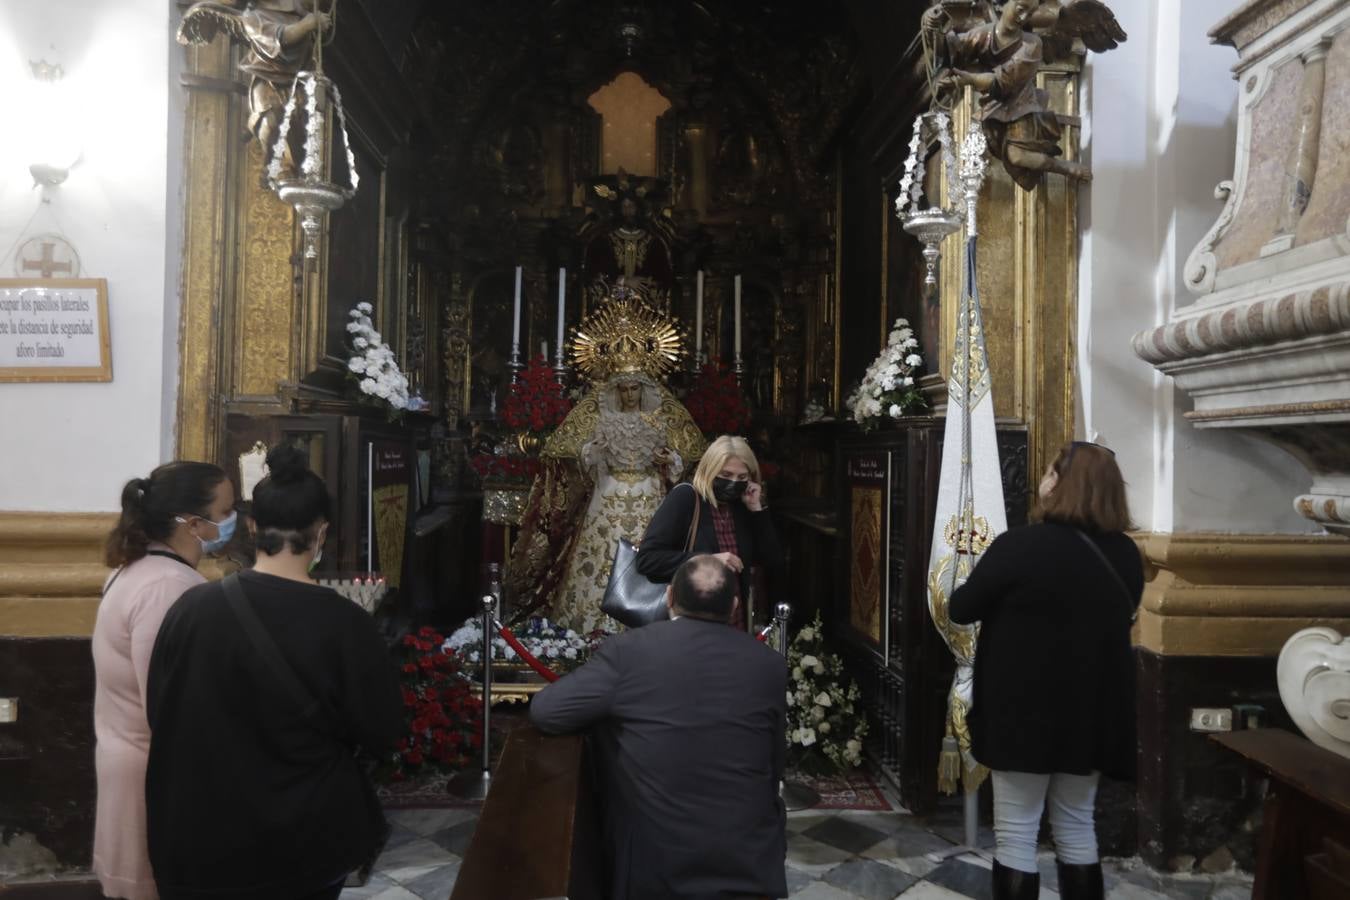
[713,477,748,503]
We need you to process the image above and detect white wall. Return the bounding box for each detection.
[0,0,178,512]
[1080,0,1313,534]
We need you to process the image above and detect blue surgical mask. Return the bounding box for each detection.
[178,510,237,554]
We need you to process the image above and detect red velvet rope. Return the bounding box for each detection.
[756,624,774,643]
[494,622,561,683]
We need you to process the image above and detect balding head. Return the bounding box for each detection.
[669,555,739,622]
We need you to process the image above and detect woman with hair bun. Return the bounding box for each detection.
[93,461,233,900]
[145,444,403,900]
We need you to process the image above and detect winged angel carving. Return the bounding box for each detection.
[177,1,333,176]
[922,0,1126,189]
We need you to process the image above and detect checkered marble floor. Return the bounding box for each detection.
[343,801,1255,900]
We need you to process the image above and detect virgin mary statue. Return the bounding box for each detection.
[506,296,705,633]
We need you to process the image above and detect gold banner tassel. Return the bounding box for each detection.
[938,731,963,795]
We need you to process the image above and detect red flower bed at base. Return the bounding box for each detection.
[383,626,484,782]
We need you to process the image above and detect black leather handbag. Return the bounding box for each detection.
[601,490,701,628]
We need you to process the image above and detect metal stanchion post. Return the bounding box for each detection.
[775,602,821,812]
[448,591,497,800]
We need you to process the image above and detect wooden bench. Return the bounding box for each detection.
[1213,728,1350,900]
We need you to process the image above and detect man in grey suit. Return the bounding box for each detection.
[530,555,788,900]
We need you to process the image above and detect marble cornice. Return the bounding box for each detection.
[1132,280,1350,366]
[1211,0,1319,52]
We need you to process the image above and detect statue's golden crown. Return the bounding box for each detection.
[571,295,683,383]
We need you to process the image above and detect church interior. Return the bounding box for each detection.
[3,0,1350,898]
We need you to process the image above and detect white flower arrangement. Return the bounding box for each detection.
[346,301,410,413]
[786,613,867,772]
[846,317,927,430]
[444,616,598,671]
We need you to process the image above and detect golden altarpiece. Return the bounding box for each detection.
[166,0,1073,804]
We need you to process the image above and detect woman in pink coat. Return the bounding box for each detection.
[92,461,234,900]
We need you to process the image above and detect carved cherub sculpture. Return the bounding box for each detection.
[177,0,333,177]
[921,0,1126,189]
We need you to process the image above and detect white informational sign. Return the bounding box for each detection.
[0,279,111,382]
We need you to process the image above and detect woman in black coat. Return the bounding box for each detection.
[145,445,403,900]
[949,441,1143,900]
[636,434,784,619]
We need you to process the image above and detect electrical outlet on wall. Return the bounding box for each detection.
[0,698,17,723]
[1189,708,1232,732]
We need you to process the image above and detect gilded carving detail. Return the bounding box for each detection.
[236,140,297,397]
[483,486,530,526]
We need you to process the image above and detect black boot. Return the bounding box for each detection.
[1056,860,1105,900]
[992,859,1041,900]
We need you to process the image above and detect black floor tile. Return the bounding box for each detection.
[924,857,993,900]
[802,816,891,855]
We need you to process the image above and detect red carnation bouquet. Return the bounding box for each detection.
[386,626,484,780]
[684,361,751,438]
[501,355,573,433]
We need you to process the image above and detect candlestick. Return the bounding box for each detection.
[556,268,566,351]
[507,343,524,383]
[734,274,742,356]
[554,270,569,385]
[541,341,548,361]
[509,266,523,383]
[512,266,522,346]
[696,270,705,358]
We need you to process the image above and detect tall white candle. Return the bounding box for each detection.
[734,274,742,356]
[541,341,548,360]
[556,268,566,352]
[512,266,522,346]
[695,270,704,359]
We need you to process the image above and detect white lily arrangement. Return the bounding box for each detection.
[846,317,927,430]
[786,614,866,772]
[346,302,410,413]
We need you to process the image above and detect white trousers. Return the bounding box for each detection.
[991,770,1101,873]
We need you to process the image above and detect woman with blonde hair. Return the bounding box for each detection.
[949,441,1143,900]
[637,435,784,619]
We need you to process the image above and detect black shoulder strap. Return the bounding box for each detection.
[222,574,325,723]
[1072,529,1138,623]
[101,549,194,597]
[102,568,124,597]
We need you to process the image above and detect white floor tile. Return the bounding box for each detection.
[892,882,976,899]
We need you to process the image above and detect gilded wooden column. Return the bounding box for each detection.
[936,67,1081,482]
[177,31,300,459]
[176,40,236,461]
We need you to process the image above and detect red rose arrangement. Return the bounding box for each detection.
[502,355,573,433]
[684,361,751,438]
[467,356,571,485]
[387,626,484,780]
